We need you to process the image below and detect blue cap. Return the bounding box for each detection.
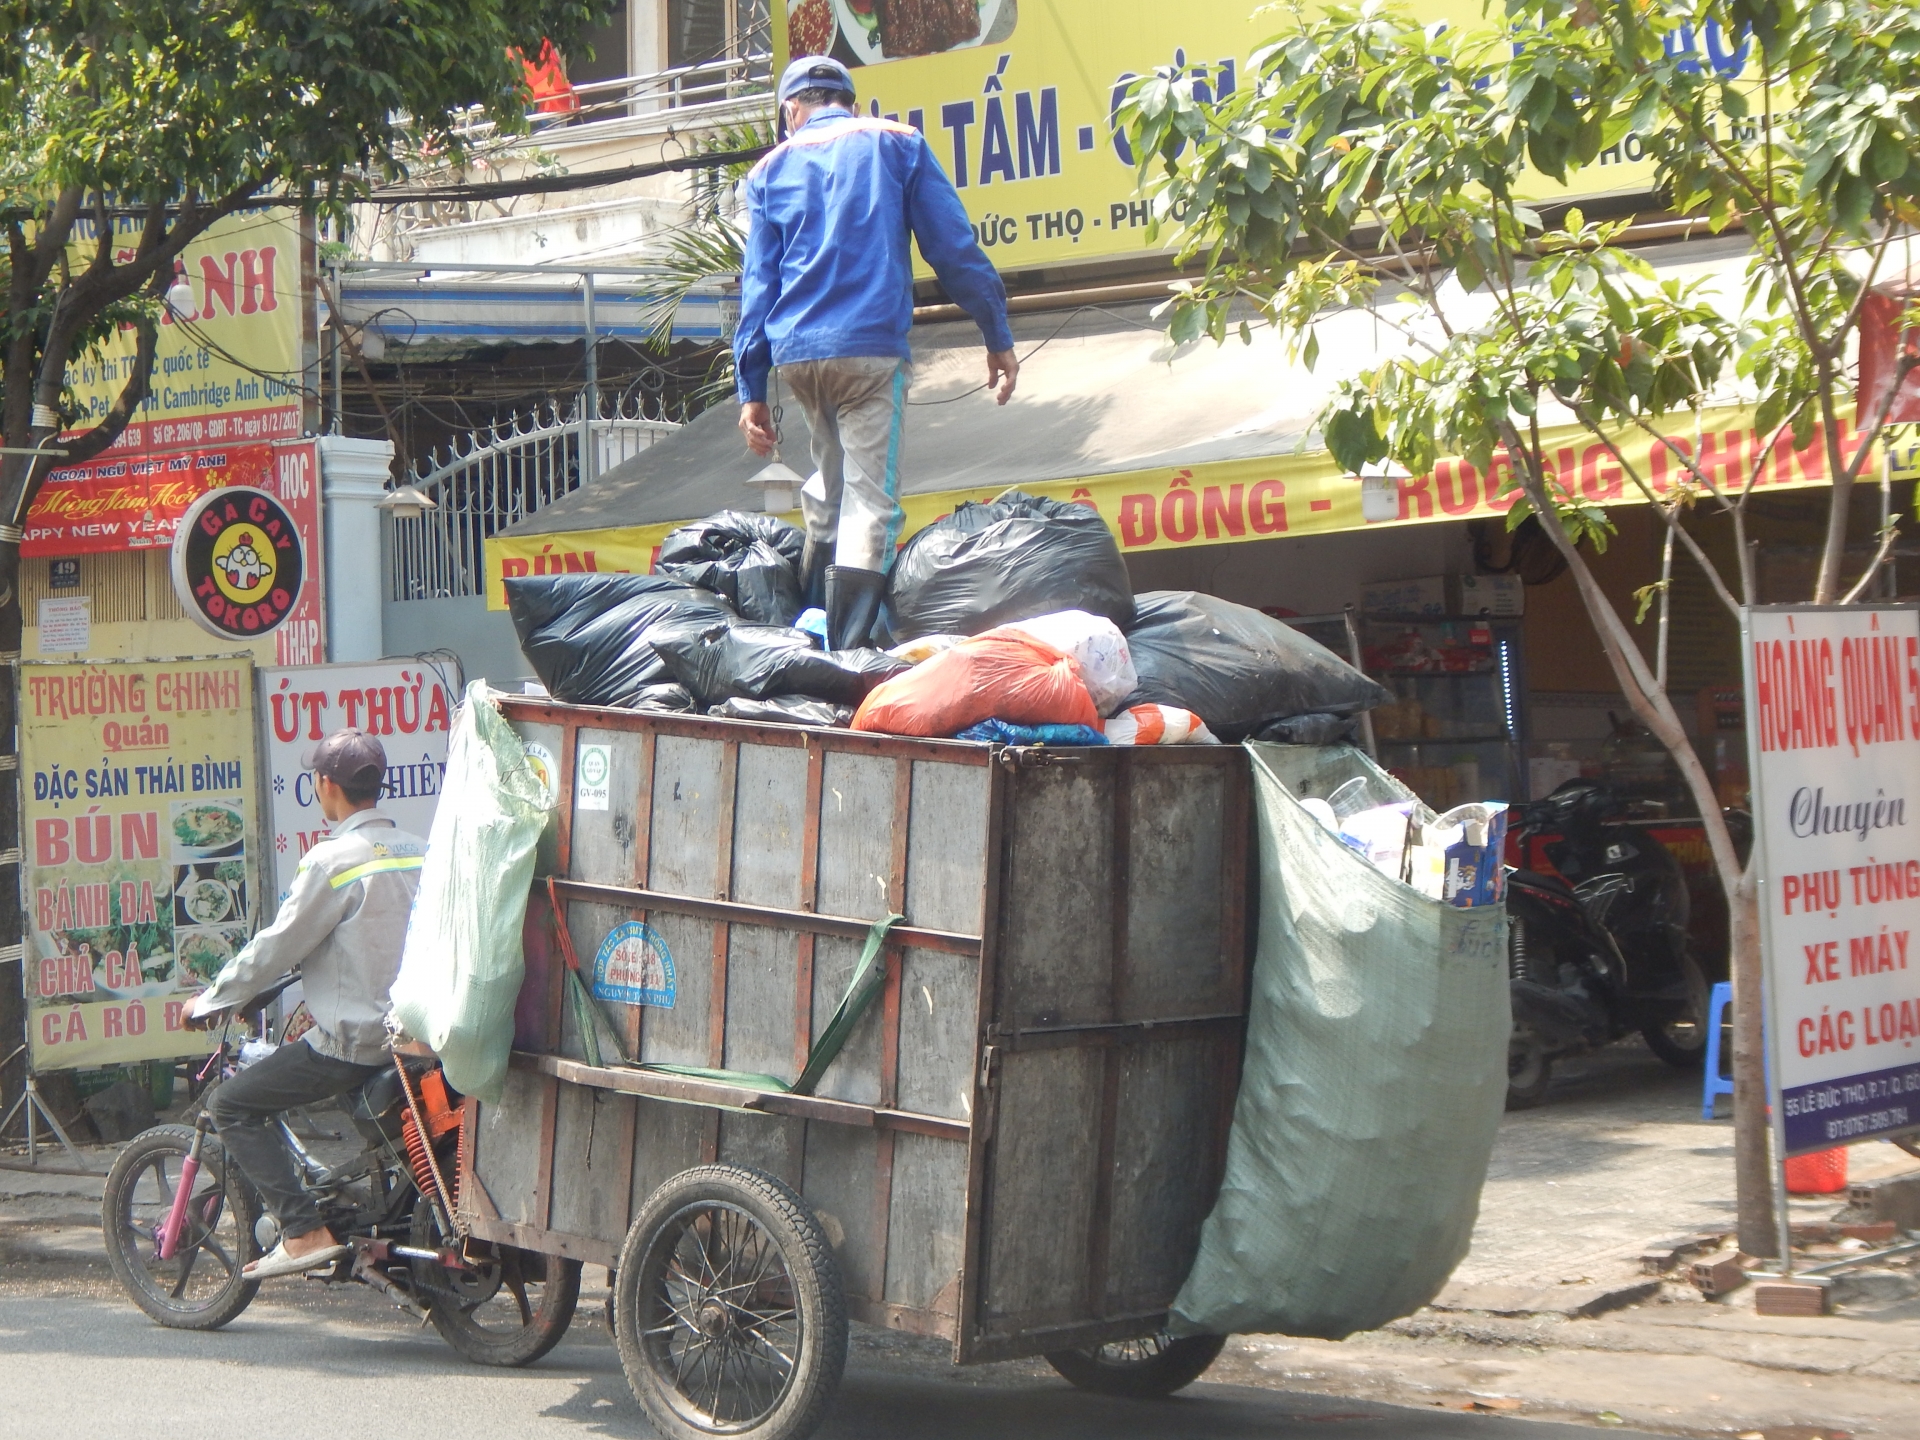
[778,54,855,104]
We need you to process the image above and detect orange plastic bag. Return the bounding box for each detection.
[852,634,1097,737]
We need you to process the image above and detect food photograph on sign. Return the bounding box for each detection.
[788,0,1017,64]
[19,659,258,1070]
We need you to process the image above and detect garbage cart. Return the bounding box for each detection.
[457,697,1251,1440]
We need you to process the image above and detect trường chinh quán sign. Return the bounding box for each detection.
[1745,604,1920,1155]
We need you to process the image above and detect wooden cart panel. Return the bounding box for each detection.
[459,702,1248,1362]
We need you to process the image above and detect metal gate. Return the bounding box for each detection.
[386,392,677,602]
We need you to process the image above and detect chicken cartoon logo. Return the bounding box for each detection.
[209,521,276,603]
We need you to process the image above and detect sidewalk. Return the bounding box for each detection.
[1207,1043,1920,1438]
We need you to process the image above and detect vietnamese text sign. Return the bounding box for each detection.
[483,406,1851,608]
[21,659,259,1071]
[1746,605,1920,1154]
[776,0,1756,273]
[25,440,277,557]
[260,661,460,907]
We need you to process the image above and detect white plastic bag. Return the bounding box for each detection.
[1104,703,1218,745]
[390,683,554,1102]
[995,609,1138,714]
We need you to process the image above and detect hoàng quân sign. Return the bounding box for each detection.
[1746,605,1920,1155]
[484,407,1857,609]
[21,658,259,1072]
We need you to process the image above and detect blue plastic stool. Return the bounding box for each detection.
[1702,981,1734,1119]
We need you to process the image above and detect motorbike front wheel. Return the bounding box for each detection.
[1642,955,1712,1071]
[1506,1026,1554,1110]
[102,1124,262,1330]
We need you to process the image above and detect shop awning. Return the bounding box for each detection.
[481,258,1854,610]
[330,278,730,352]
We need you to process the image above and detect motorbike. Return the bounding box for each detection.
[1503,780,1729,1109]
[100,974,578,1365]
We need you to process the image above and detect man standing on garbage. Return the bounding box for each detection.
[736,54,1019,649]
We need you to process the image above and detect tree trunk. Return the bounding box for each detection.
[1726,868,1776,1256]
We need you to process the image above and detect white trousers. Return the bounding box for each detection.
[780,357,911,573]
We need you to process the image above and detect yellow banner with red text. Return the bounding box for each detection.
[483,408,1857,609]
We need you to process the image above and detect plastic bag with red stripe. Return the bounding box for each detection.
[1103,704,1218,746]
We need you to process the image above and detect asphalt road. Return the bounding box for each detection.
[0,1281,1659,1440]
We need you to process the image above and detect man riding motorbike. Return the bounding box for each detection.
[186,729,426,1280]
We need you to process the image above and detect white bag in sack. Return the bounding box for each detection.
[389,683,554,1102]
[995,609,1138,714]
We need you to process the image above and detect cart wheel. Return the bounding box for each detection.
[1046,1331,1226,1398]
[101,1124,262,1330]
[615,1164,846,1440]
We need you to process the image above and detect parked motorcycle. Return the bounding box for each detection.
[1504,780,1726,1109]
[101,975,577,1365]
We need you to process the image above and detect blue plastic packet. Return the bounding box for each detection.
[955,719,1109,746]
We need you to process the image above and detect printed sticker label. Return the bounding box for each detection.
[593,920,675,1009]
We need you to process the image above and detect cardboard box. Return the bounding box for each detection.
[1455,573,1525,616]
[1361,575,1447,616]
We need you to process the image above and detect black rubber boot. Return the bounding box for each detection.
[825,565,886,651]
[799,539,830,613]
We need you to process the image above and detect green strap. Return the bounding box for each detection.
[634,913,903,1097]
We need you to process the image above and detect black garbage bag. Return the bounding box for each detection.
[1122,591,1390,740]
[884,491,1134,641]
[651,621,909,707]
[506,574,736,709]
[655,511,807,625]
[709,696,854,728]
[1254,713,1360,746]
[629,683,699,714]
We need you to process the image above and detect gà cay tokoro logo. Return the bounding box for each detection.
[170,486,306,639]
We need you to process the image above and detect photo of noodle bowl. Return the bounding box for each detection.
[786,0,1012,67]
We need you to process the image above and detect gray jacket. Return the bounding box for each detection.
[200,808,426,1065]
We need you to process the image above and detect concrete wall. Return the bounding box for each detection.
[381,594,531,688]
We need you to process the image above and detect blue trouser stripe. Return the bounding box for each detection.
[881,363,907,562]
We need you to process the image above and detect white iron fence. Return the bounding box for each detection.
[387,392,677,602]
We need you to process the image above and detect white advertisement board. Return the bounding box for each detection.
[1745,604,1920,1155]
[259,660,460,907]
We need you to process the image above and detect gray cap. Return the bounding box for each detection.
[302,728,387,792]
[779,54,855,103]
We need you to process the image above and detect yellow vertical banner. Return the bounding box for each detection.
[20,658,259,1071]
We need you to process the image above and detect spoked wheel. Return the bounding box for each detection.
[411,1195,580,1366]
[615,1164,846,1440]
[1046,1331,1227,1398]
[101,1124,261,1330]
[1506,1024,1553,1110]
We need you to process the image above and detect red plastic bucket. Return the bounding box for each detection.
[1784,1147,1849,1194]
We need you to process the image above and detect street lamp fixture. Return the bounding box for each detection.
[376,484,438,522]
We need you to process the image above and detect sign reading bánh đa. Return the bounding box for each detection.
[1745,605,1920,1155]
[21,658,259,1071]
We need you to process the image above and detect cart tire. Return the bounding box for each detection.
[1506,1026,1553,1110]
[615,1164,847,1440]
[1046,1332,1227,1398]
[412,1196,581,1367]
[102,1124,262,1330]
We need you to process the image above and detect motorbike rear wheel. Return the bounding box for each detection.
[412,1197,581,1367]
[1506,1026,1553,1110]
[1045,1331,1226,1397]
[102,1124,261,1330]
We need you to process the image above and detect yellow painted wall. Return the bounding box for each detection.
[21,550,276,666]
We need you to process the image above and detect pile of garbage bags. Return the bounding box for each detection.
[507,498,1389,746]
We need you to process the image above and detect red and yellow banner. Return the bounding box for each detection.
[24,441,277,556]
[484,407,1861,609]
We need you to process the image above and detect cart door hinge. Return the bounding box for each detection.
[978,1044,999,1092]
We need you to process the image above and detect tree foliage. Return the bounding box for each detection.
[0,0,612,503]
[1120,0,1920,1257]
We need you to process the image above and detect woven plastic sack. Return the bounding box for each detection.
[852,633,1097,737]
[390,684,555,1103]
[1171,743,1509,1340]
[995,610,1137,715]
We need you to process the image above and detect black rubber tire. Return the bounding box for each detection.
[1642,953,1711,1071]
[615,1164,847,1440]
[102,1124,261,1330]
[1506,1027,1554,1110]
[413,1197,581,1367]
[1045,1332,1227,1398]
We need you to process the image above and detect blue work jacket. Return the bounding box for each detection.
[734,107,1015,404]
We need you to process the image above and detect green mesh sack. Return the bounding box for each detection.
[1171,743,1509,1339]
[390,684,554,1102]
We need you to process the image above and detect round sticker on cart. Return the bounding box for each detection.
[522,741,559,806]
[170,486,306,639]
[593,921,675,1008]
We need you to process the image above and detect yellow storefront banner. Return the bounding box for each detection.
[63,208,304,452]
[774,0,1757,271]
[485,408,1857,608]
[21,658,260,1071]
